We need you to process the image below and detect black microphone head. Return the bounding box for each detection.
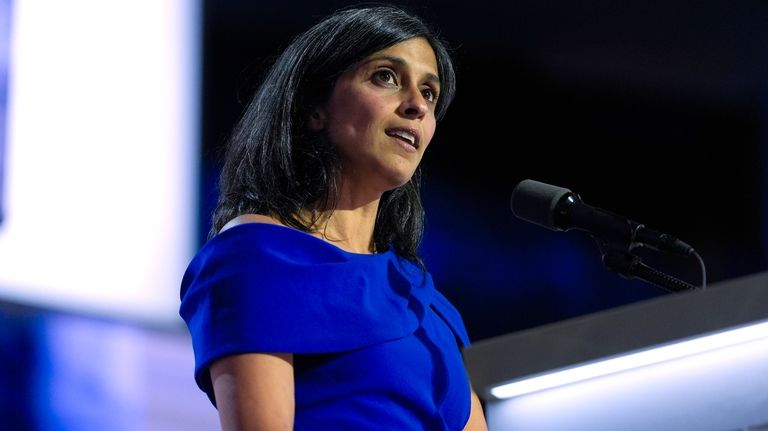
[510,179,573,231]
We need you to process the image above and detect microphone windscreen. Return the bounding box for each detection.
[510,179,572,231]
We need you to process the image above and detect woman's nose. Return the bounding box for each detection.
[398,86,429,119]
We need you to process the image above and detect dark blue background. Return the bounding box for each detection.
[198,0,768,342]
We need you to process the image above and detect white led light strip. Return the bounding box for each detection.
[491,320,768,399]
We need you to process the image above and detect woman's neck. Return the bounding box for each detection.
[307,204,379,254]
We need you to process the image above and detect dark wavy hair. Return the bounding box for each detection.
[210,4,457,266]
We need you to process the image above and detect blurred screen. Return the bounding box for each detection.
[0,0,200,327]
[0,0,10,224]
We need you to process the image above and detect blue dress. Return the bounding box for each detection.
[179,223,472,430]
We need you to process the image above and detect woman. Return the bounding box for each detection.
[180,4,488,430]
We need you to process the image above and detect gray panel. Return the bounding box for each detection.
[464,270,768,400]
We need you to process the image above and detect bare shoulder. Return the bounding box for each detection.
[219,214,284,233]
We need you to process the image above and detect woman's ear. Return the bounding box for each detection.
[308,108,326,131]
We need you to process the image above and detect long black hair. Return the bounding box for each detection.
[211,4,457,265]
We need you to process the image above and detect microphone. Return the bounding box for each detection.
[510,179,694,256]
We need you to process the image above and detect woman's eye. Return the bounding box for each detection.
[422,88,437,103]
[373,69,397,85]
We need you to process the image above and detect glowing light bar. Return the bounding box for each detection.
[490,320,768,399]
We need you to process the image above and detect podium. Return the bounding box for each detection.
[463,271,768,431]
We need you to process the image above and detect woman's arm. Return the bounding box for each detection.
[210,352,295,431]
[463,389,489,431]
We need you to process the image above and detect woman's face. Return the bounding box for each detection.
[311,37,440,193]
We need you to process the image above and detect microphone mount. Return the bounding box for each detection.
[598,243,701,294]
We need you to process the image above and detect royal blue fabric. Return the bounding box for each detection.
[179,223,472,430]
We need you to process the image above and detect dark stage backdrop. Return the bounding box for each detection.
[199,0,768,342]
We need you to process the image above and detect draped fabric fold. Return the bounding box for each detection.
[179,223,472,430]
